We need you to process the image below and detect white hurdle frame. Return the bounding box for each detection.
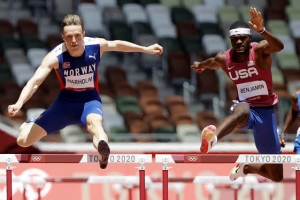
[0,176,154,200]
[0,154,152,200]
[156,154,300,200]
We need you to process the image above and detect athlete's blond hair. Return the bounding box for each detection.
[61,14,84,32]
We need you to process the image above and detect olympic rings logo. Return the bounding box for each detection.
[31,156,42,162]
[187,156,198,162]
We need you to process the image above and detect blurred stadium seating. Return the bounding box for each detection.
[0,0,300,145]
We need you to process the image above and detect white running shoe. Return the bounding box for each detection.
[19,119,35,130]
[199,125,217,154]
[229,163,246,181]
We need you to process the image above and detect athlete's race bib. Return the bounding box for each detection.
[236,80,268,101]
[65,73,94,89]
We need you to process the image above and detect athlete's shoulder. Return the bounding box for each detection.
[215,51,227,61]
[51,43,67,57]
[84,37,100,45]
[217,50,227,57]
[253,40,266,50]
[251,41,260,48]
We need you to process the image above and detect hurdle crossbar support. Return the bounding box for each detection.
[294,156,300,200]
[161,156,172,200]
[6,156,13,200]
[138,157,146,200]
[33,177,45,200]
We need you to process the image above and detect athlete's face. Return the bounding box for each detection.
[62,25,85,54]
[230,34,252,54]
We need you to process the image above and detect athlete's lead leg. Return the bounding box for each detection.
[86,113,110,169]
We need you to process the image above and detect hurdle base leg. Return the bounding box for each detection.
[296,168,300,200]
[137,157,146,200]
[23,185,27,200]
[162,157,172,200]
[294,156,300,200]
[6,156,13,200]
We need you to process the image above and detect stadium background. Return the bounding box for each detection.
[0,0,299,199]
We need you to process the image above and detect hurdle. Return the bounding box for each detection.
[0,154,152,200]
[0,175,153,200]
[156,154,300,200]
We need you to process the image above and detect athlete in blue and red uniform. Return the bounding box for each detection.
[191,7,284,181]
[280,90,300,154]
[7,14,163,169]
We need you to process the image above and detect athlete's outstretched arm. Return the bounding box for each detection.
[248,7,284,54]
[7,53,58,116]
[98,38,163,56]
[191,51,226,73]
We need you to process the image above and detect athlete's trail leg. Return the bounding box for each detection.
[244,164,283,182]
[17,122,47,147]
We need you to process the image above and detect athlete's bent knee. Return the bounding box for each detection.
[16,136,30,147]
[87,115,103,126]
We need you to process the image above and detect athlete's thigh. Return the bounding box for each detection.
[35,99,83,134]
[81,100,103,127]
[231,102,251,128]
[252,107,281,154]
[264,163,283,175]
[18,122,47,145]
